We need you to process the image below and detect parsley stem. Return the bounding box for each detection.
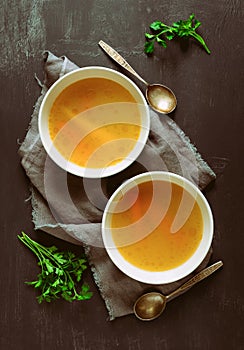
[155,28,174,40]
[66,271,79,298]
[18,233,44,268]
[189,31,210,54]
[18,233,68,284]
[21,233,61,266]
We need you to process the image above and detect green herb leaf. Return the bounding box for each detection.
[150,21,163,31]
[156,37,167,47]
[144,13,210,54]
[145,32,155,39]
[144,41,155,54]
[18,232,92,303]
[193,19,201,30]
[165,32,175,40]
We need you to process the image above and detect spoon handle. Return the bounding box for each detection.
[99,40,148,86]
[166,261,223,302]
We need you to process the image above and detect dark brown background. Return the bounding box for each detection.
[1,0,243,349]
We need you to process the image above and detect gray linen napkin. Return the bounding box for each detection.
[19,51,216,320]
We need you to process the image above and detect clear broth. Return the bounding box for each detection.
[111,180,203,271]
[48,78,141,168]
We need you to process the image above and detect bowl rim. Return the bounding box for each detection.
[102,171,214,284]
[38,66,150,178]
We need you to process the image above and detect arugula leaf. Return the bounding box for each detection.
[145,13,210,54]
[18,232,92,303]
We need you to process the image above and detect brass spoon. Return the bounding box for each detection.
[99,40,177,114]
[134,260,223,321]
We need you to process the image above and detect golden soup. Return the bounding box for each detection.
[48,78,141,168]
[111,180,203,271]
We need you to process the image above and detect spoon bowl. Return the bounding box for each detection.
[133,261,223,321]
[146,84,177,114]
[134,292,167,321]
[99,40,177,114]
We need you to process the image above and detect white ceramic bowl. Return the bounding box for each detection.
[102,171,214,284]
[38,66,150,178]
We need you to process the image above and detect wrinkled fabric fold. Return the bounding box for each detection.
[19,51,215,320]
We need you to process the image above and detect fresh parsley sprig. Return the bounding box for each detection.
[18,232,92,303]
[145,13,210,54]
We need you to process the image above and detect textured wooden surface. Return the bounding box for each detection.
[1,0,243,349]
